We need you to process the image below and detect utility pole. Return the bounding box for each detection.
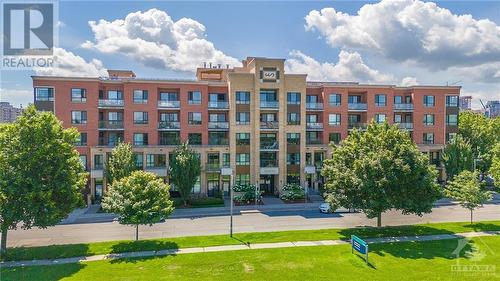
[230,172,234,237]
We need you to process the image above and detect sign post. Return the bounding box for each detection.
[351,235,369,264]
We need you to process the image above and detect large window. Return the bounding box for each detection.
[35,87,54,101]
[188,91,202,105]
[236,133,250,145]
[94,154,104,169]
[188,112,202,125]
[71,88,86,102]
[133,90,148,103]
[134,153,144,168]
[375,114,386,123]
[287,133,300,145]
[79,155,87,170]
[328,114,341,126]
[287,153,300,165]
[235,174,250,186]
[287,113,300,125]
[133,133,148,146]
[160,92,178,101]
[329,94,341,106]
[236,153,250,165]
[236,112,250,125]
[375,94,387,106]
[446,96,459,107]
[424,95,435,107]
[107,90,123,100]
[329,133,341,144]
[236,91,250,104]
[146,154,166,168]
[133,112,148,124]
[423,133,434,144]
[75,132,87,146]
[423,114,435,126]
[188,133,202,145]
[287,92,301,105]
[71,111,87,124]
[446,114,458,126]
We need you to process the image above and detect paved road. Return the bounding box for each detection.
[6,203,500,247]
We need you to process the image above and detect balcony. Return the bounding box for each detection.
[260,101,279,109]
[208,101,229,110]
[157,100,180,108]
[98,138,121,147]
[205,163,221,172]
[208,121,229,130]
[348,103,367,111]
[306,103,324,110]
[260,121,279,130]
[260,141,279,151]
[208,138,229,146]
[98,99,124,107]
[348,123,367,130]
[158,121,180,130]
[145,167,167,177]
[397,122,414,130]
[306,122,324,130]
[306,138,323,145]
[98,120,124,130]
[394,103,414,111]
[260,159,278,168]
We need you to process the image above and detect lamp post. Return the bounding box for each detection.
[230,172,234,237]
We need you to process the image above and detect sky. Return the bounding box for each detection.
[1,0,499,109]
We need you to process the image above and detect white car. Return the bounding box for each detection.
[319,203,332,213]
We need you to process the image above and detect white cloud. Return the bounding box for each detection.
[82,9,240,72]
[34,47,107,77]
[0,88,32,107]
[400,76,418,86]
[305,0,500,70]
[285,50,394,83]
[451,62,500,83]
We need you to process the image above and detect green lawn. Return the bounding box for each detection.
[3,220,500,262]
[2,236,499,281]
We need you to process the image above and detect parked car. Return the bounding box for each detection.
[319,203,332,213]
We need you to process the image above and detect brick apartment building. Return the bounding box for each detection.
[32,57,460,202]
[0,102,23,123]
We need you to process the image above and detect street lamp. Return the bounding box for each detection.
[230,172,234,237]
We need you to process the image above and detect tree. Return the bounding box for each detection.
[105,142,135,186]
[489,143,500,186]
[444,171,492,224]
[169,142,201,206]
[443,135,474,180]
[102,171,174,240]
[322,122,440,227]
[0,106,87,257]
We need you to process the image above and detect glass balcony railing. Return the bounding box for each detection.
[205,163,221,172]
[348,103,367,110]
[208,138,229,146]
[260,141,279,150]
[159,138,180,146]
[306,138,323,145]
[98,99,124,107]
[157,100,180,108]
[158,121,180,130]
[260,121,279,130]
[306,103,324,110]
[208,122,229,130]
[260,101,279,108]
[208,101,229,109]
[260,159,278,167]
[397,122,414,130]
[98,137,122,146]
[348,123,367,130]
[306,122,324,130]
[394,103,414,111]
[98,120,124,129]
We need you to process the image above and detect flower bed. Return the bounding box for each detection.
[233,184,263,204]
[279,183,306,201]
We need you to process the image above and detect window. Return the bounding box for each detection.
[134,153,144,168]
[446,133,457,143]
[328,114,341,126]
[424,95,435,107]
[236,153,250,165]
[107,90,123,100]
[423,133,434,144]
[133,133,148,146]
[192,176,201,193]
[235,174,250,186]
[79,155,87,170]
[306,114,318,123]
[306,95,318,104]
[159,92,178,101]
[159,132,180,145]
[188,112,202,125]
[188,133,202,145]
[446,96,459,107]
[329,133,341,144]
[71,88,86,102]
[446,114,458,126]
[75,132,87,146]
[35,87,54,101]
[423,114,435,126]
[287,133,300,145]
[133,90,148,103]
[71,111,87,124]
[236,112,250,125]
[208,132,228,145]
[287,173,300,185]
[146,154,166,168]
[133,112,148,124]
[329,94,341,106]
[375,94,387,106]
[394,114,402,123]
[222,153,230,167]
[287,92,301,104]
[348,95,361,104]
[236,133,250,145]
[375,114,386,123]
[236,91,250,104]
[188,91,202,105]
[287,153,300,165]
[94,154,104,169]
[394,96,403,104]
[287,113,300,125]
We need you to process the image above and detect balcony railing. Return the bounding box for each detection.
[306,139,323,145]
[260,159,278,167]
[394,103,414,111]
[98,99,124,107]
[158,121,180,130]
[208,138,229,146]
[98,120,124,129]
[348,123,367,130]
[306,122,324,130]
[348,103,367,111]
[208,101,229,109]
[397,122,413,130]
[260,121,279,130]
[206,163,221,172]
[260,101,279,108]
[157,100,180,108]
[98,137,122,146]
[260,141,279,150]
[306,103,324,110]
[159,138,180,146]
[208,122,229,130]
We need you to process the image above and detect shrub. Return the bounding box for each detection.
[233,184,262,204]
[280,183,306,201]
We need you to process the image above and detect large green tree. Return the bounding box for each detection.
[443,135,474,180]
[444,171,492,224]
[169,142,201,206]
[0,106,87,257]
[322,122,440,227]
[105,142,135,185]
[490,143,500,186]
[102,171,174,240]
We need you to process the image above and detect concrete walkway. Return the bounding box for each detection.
[2,230,499,268]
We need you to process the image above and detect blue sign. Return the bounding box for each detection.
[351,235,369,263]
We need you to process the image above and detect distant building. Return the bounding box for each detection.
[459,96,472,111]
[485,101,500,118]
[0,102,23,123]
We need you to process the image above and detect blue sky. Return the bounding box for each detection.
[1,0,499,108]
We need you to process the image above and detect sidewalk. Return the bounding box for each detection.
[2,230,499,268]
